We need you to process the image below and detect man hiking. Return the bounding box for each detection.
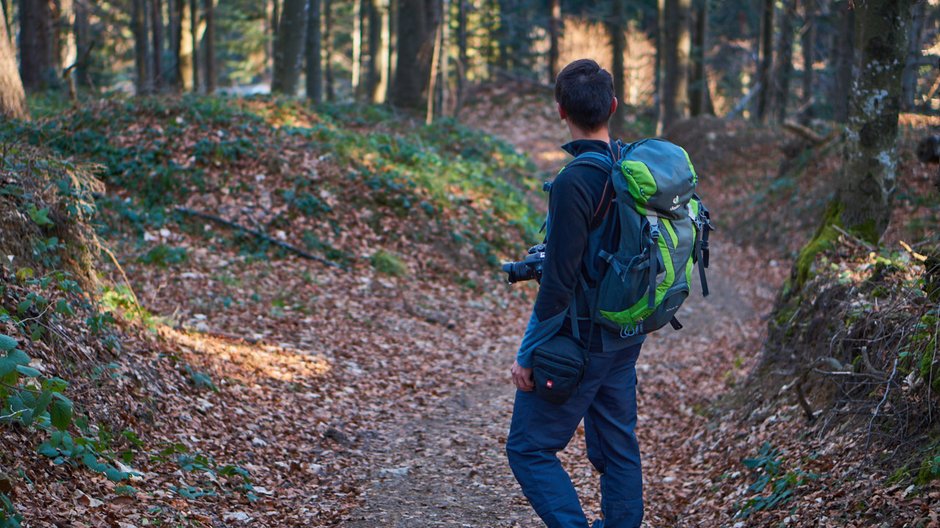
[506,59,645,528]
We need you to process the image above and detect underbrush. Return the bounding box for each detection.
[5,95,541,277]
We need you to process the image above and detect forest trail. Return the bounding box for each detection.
[343,100,784,526]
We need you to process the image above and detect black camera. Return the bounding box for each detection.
[502,244,546,284]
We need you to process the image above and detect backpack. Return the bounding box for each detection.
[570,138,713,338]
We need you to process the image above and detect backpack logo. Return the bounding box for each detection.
[669,195,682,211]
[672,195,680,204]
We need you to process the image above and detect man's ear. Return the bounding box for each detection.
[557,102,567,121]
[610,97,619,118]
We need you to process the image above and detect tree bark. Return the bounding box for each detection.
[271,0,306,94]
[754,0,773,123]
[352,0,362,96]
[426,22,440,124]
[800,0,816,122]
[548,0,560,83]
[688,0,709,116]
[73,0,90,87]
[55,0,76,76]
[391,0,437,109]
[306,0,322,102]
[132,0,153,95]
[19,0,57,92]
[189,0,199,92]
[324,0,334,101]
[659,0,691,132]
[152,0,164,90]
[655,0,664,133]
[830,0,854,123]
[609,0,626,136]
[169,0,184,91]
[901,0,926,111]
[440,0,449,116]
[833,0,912,242]
[202,0,214,92]
[0,0,27,119]
[772,0,796,123]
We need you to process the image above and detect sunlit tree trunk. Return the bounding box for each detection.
[367,0,387,102]
[548,0,560,83]
[306,0,322,102]
[352,0,361,96]
[772,0,796,123]
[189,0,199,92]
[271,0,306,94]
[659,0,690,132]
[833,0,912,242]
[19,0,57,92]
[754,0,773,123]
[0,1,27,119]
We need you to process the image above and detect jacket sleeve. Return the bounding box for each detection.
[516,171,595,367]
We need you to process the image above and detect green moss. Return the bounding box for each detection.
[794,201,844,289]
[370,250,407,277]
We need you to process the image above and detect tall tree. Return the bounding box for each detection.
[169,0,184,91]
[547,0,560,83]
[0,0,27,119]
[74,0,91,87]
[132,0,153,95]
[324,0,334,101]
[688,0,710,116]
[901,0,927,111]
[152,0,164,90]
[754,0,773,123]
[202,0,214,92]
[608,0,626,136]
[830,0,854,122]
[367,0,389,103]
[189,0,199,92]
[659,0,691,132]
[306,0,322,102]
[455,0,466,111]
[271,0,306,94]
[391,0,437,108]
[351,0,362,96]
[772,0,796,122]
[800,0,816,122]
[19,0,57,91]
[832,0,912,242]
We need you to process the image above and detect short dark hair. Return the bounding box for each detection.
[554,59,615,131]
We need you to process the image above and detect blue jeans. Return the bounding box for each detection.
[506,342,643,528]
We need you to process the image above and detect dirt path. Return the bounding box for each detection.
[342,106,782,526]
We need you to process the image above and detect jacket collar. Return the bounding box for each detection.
[561,139,613,158]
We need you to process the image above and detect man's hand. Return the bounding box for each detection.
[511,360,534,392]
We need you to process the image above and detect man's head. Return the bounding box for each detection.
[554,59,617,133]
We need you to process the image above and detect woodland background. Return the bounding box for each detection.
[0,0,939,526]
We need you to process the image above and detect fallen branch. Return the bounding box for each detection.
[831,225,877,252]
[782,120,828,145]
[174,207,345,270]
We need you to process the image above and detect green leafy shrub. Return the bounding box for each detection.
[371,250,406,277]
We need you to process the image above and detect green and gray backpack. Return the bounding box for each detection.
[576,139,713,337]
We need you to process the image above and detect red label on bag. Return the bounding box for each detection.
[546,380,553,389]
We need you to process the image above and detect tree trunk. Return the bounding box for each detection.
[0,0,27,119]
[688,0,709,116]
[391,0,436,108]
[324,0,334,101]
[830,0,854,123]
[132,0,153,95]
[56,0,76,76]
[901,0,926,111]
[74,0,90,87]
[440,0,449,116]
[306,0,322,102]
[609,0,626,136]
[366,0,382,102]
[152,0,164,90]
[271,0,306,94]
[351,0,361,96]
[772,0,796,123]
[659,0,691,132]
[548,0,560,83]
[19,0,57,92]
[169,0,184,91]
[426,22,441,124]
[655,0,664,133]
[456,0,466,112]
[800,0,815,122]
[189,0,199,92]
[754,0,773,123]
[202,0,214,93]
[833,0,912,242]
